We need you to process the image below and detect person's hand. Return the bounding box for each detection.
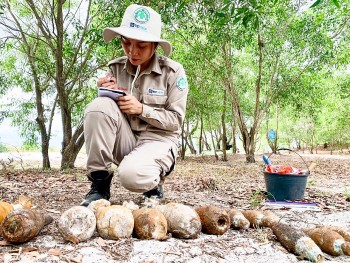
[117,95,143,115]
[97,73,117,89]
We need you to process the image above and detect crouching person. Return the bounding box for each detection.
[81,4,188,206]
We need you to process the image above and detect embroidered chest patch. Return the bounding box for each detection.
[148,88,165,96]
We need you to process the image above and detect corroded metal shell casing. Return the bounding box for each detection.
[0,195,33,225]
[195,205,230,235]
[304,227,350,256]
[0,201,14,224]
[157,203,201,239]
[1,209,53,243]
[272,222,324,262]
[96,205,134,240]
[242,210,265,228]
[324,226,350,242]
[57,206,96,244]
[132,207,168,240]
[262,210,280,228]
[227,209,250,230]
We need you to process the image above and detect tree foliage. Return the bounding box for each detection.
[0,0,349,168]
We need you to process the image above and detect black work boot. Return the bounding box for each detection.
[80,171,113,207]
[142,185,164,200]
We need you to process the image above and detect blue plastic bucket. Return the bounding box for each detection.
[263,172,308,201]
[263,148,310,201]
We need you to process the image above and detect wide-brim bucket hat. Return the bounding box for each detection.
[103,4,172,57]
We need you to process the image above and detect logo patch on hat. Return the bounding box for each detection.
[177,76,187,91]
[134,7,150,24]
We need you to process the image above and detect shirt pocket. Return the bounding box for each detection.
[143,94,167,106]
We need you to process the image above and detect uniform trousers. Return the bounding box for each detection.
[84,97,176,193]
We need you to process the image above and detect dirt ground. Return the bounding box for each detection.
[1,150,350,263]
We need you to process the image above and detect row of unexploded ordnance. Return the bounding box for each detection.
[56,202,348,263]
[57,201,244,243]
[2,199,350,263]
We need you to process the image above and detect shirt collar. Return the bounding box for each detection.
[123,54,162,76]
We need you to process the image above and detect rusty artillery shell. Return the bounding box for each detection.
[262,210,280,228]
[0,201,14,225]
[241,210,280,228]
[88,199,111,214]
[132,207,168,240]
[304,227,349,256]
[195,206,230,235]
[242,210,264,228]
[96,205,134,240]
[227,209,250,230]
[324,226,350,242]
[0,195,33,225]
[157,203,201,239]
[272,222,324,262]
[57,206,96,244]
[341,242,350,255]
[1,209,53,243]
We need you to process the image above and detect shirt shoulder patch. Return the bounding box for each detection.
[177,76,188,91]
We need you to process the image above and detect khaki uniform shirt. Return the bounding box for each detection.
[107,54,188,145]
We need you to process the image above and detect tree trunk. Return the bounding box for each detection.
[183,120,197,155]
[199,115,204,154]
[232,133,237,153]
[267,103,278,153]
[180,122,186,160]
[33,64,51,169]
[221,89,228,161]
[61,144,82,169]
[242,131,256,163]
[221,33,265,163]
[213,128,221,151]
[230,104,237,154]
[60,123,85,169]
[188,122,198,155]
[330,135,334,155]
[207,116,218,160]
[6,2,53,169]
[55,0,75,169]
[40,133,51,169]
[203,131,211,151]
[310,122,316,154]
[32,60,51,169]
[55,1,87,169]
[4,0,99,169]
[185,137,197,155]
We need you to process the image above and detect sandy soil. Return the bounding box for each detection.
[0,151,350,263]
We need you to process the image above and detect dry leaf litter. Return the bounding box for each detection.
[0,151,350,263]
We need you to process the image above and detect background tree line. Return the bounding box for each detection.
[0,0,349,169]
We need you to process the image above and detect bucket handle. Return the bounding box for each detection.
[267,148,310,175]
